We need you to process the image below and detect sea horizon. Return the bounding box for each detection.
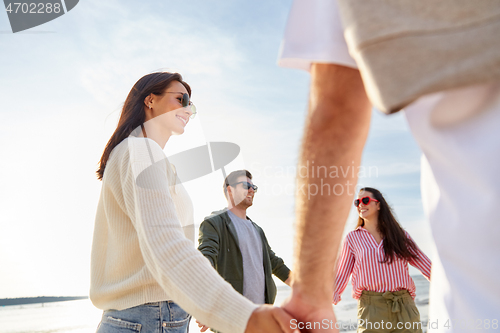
[1,275,430,333]
[0,296,88,307]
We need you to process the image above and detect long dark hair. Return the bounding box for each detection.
[96,72,191,180]
[356,187,419,263]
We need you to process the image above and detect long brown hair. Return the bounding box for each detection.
[96,72,191,180]
[356,187,419,263]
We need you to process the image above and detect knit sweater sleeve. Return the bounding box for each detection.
[122,138,257,333]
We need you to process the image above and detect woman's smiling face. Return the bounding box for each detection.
[145,80,193,136]
[357,190,380,220]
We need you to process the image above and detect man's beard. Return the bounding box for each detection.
[235,196,253,208]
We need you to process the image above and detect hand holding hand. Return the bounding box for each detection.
[244,304,300,333]
[282,290,338,333]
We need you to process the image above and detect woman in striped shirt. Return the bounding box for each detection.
[334,187,431,333]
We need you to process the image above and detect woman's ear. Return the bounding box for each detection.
[143,94,155,122]
[144,94,153,109]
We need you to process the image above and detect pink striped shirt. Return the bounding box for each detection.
[333,227,431,304]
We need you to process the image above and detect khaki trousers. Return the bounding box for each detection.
[357,290,422,333]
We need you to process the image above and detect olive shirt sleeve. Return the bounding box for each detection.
[268,246,291,282]
[122,139,257,333]
[261,231,291,282]
[198,219,220,268]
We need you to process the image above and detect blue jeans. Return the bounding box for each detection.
[96,301,191,333]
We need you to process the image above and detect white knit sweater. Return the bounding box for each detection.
[90,137,257,333]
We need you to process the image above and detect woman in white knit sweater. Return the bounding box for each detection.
[90,72,296,333]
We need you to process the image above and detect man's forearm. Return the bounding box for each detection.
[292,64,372,305]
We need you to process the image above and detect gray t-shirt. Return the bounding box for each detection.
[227,210,265,304]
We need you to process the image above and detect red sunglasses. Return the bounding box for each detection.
[354,196,379,207]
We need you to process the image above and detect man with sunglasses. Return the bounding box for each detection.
[198,170,291,331]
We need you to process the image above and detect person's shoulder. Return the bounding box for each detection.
[123,138,171,181]
[104,139,135,175]
[108,137,163,161]
[346,228,363,240]
[203,209,229,225]
[349,227,362,235]
[124,137,165,160]
[113,138,172,185]
[107,137,131,160]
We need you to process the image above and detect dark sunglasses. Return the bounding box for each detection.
[231,181,258,192]
[354,196,379,207]
[166,92,197,119]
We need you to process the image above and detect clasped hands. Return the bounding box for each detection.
[195,292,338,333]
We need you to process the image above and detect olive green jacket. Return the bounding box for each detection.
[198,208,291,304]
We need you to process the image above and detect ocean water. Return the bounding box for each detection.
[0,276,429,333]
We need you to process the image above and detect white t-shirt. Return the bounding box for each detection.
[279,1,500,331]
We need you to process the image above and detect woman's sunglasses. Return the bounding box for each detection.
[354,196,379,207]
[166,92,197,119]
[231,181,258,192]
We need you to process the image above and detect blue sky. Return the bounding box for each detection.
[0,0,432,299]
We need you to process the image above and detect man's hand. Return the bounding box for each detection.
[245,305,300,333]
[282,288,338,333]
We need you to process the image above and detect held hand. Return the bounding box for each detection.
[244,305,300,333]
[282,291,338,333]
[195,319,209,332]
